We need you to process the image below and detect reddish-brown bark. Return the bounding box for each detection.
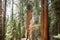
[41,0,44,40]
[41,0,49,40]
[26,6,33,40]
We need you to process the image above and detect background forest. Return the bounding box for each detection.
[1,0,60,40]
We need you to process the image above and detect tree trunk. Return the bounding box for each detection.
[3,0,7,40]
[41,0,49,40]
[0,0,3,40]
[26,2,33,40]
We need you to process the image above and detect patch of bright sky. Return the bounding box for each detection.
[6,0,19,19]
[6,0,51,19]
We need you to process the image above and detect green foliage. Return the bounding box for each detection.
[5,0,40,40]
[49,0,60,39]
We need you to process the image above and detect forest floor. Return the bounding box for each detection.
[21,38,26,40]
[21,38,40,40]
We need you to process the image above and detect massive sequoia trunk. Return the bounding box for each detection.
[41,0,49,40]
